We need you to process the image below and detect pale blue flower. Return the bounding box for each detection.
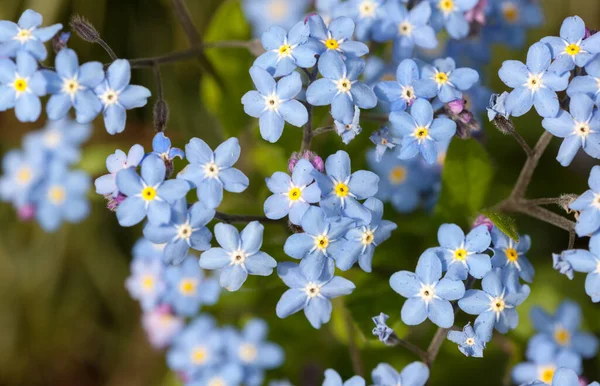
[0,9,62,60]
[375,59,436,112]
[447,323,486,358]
[151,132,184,162]
[437,223,492,280]
[321,369,365,386]
[125,258,166,311]
[567,56,600,106]
[94,144,145,197]
[569,165,600,237]
[334,106,362,144]
[428,0,478,39]
[414,57,479,103]
[371,362,429,386]
[308,15,369,58]
[491,227,534,283]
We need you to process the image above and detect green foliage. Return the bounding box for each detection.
[480,210,520,242]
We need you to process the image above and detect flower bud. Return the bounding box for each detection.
[288,151,325,174]
[153,100,169,132]
[17,204,35,220]
[447,99,465,114]
[473,215,494,232]
[105,193,126,212]
[70,15,100,43]
[52,32,71,53]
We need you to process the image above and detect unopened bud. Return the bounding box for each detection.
[288,151,325,174]
[153,100,169,132]
[52,32,71,53]
[17,204,35,220]
[447,99,465,114]
[70,15,100,43]
[473,215,494,232]
[105,193,126,212]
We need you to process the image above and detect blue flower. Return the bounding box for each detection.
[132,237,166,262]
[541,16,600,74]
[569,165,600,237]
[428,0,478,39]
[458,268,530,342]
[284,206,353,278]
[306,52,377,123]
[498,42,569,118]
[254,21,318,77]
[340,0,384,41]
[34,162,90,232]
[337,198,397,272]
[151,132,184,162]
[167,315,224,378]
[44,48,104,123]
[141,305,185,350]
[264,159,321,225]
[242,66,308,143]
[389,98,456,164]
[125,257,166,311]
[177,137,249,209]
[372,1,437,60]
[0,148,43,208]
[552,252,574,280]
[437,223,492,280]
[491,227,534,283]
[486,92,510,121]
[200,221,277,291]
[372,312,394,343]
[560,236,600,303]
[94,59,151,134]
[187,364,244,386]
[225,319,284,386]
[529,300,599,362]
[313,150,379,222]
[94,144,145,197]
[390,250,465,328]
[371,362,429,386]
[369,127,400,162]
[143,199,215,265]
[276,260,355,329]
[567,56,600,106]
[308,15,369,58]
[526,368,588,386]
[414,57,479,103]
[512,338,582,385]
[24,117,92,165]
[321,369,365,386]
[375,59,436,112]
[242,0,310,36]
[163,256,220,316]
[447,323,486,358]
[116,154,190,227]
[0,9,62,60]
[0,51,47,122]
[542,94,600,167]
[487,0,543,49]
[335,106,362,144]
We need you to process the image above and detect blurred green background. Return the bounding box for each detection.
[0,0,599,385]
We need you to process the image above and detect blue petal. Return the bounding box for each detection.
[103,103,127,134]
[401,297,427,325]
[428,298,454,328]
[106,59,131,91]
[119,85,151,109]
[390,271,420,297]
[259,110,285,143]
[116,197,147,226]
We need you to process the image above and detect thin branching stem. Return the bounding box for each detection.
[97,38,118,61]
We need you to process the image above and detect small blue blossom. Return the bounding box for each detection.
[512,338,582,385]
[560,236,600,303]
[254,21,317,78]
[542,94,600,167]
[486,92,510,121]
[308,15,369,58]
[264,159,321,225]
[284,206,353,278]
[437,223,492,280]
[163,256,220,316]
[552,252,574,280]
[458,268,530,342]
[447,323,486,358]
[132,237,166,262]
[567,56,600,106]
[151,132,184,162]
[337,198,397,272]
[527,368,588,386]
[0,148,43,208]
[491,227,534,283]
[94,144,145,197]
[125,257,166,311]
[569,165,600,237]
[389,98,457,164]
[94,59,151,134]
[313,150,379,222]
[335,106,362,144]
[276,260,355,329]
[200,221,277,291]
[321,369,365,386]
[187,364,244,386]
[372,1,437,60]
[0,51,47,122]
[428,0,478,39]
[414,57,479,103]
[143,198,215,265]
[375,59,436,112]
[141,305,185,350]
[306,52,377,123]
[541,16,600,73]
[116,154,190,227]
[498,42,569,118]
[488,0,543,49]
[44,48,104,123]
[24,117,92,165]
[339,0,384,41]
[177,137,249,209]
[242,66,308,143]
[372,313,394,343]
[242,0,310,36]
[0,9,62,60]
[369,127,400,162]
[390,250,465,328]
[371,361,429,386]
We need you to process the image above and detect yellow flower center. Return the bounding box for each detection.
[554,327,571,346]
[334,182,350,197]
[16,167,32,184]
[315,235,329,250]
[141,186,157,201]
[398,21,413,36]
[190,346,208,365]
[62,79,81,96]
[361,230,375,245]
[434,71,449,85]
[502,3,519,22]
[454,248,468,261]
[278,44,293,57]
[48,185,66,205]
[388,166,407,185]
[325,38,339,50]
[539,366,555,384]
[288,187,302,201]
[15,28,33,43]
[505,248,518,262]
[141,274,155,291]
[179,278,198,296]
[239,343,258,363]
[438,0,455,14]
[414,127,429,140]
[14,78,27,93]
[565,43,581,56]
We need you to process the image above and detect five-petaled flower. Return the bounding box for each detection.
[569,165,600,237]
[414,57,479,103]
[447,323,486,358]
[0,9,62,60]
[437,223,492,280]
[308,15,369,58]
[491,228,535,283]
[375,59,435,112]
[94,144,145,198]
[428,0,479,39]
[371,361,430,386]
[560,235,600,303]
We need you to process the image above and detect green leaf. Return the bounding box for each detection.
[77,145,116,176]
[435,139,493,225]
[480,210,519,242]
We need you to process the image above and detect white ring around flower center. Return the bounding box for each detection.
[401,85,416,102]
[336,78,352,93]
[419,284,436,302]
[100,88,119,106]
[359,0,378,18]
[264,93,281,111]
[14,28,34,43]
[176,222,193,240]
[398,21,413,36]
[230,249,247,265]
[525,73,544,93]
[238,343,258,363]
[203,162,220,178]
[573,121,591,137]
[62,78,83,97]
[305,282,321,298]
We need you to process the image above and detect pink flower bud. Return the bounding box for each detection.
[473,215,494,232]
[17,204,35,220]
[106,193,126,212]
[459,111,473,124]
[465,0,487,24]
[288,151,325,173]
[447,99,465,114]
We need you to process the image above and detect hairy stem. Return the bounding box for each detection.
[510,131,553,200]
[153,64,164,100]
[97,38,118,61]
[312,126,335,137]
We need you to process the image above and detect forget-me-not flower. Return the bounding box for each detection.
[491,227,534,283]
[371,361,429,386]
[560,236,600,303]
[151,132,184,162]
[375,59,436,112]
[276,260,355,329]
[498,42,569,118]
[390,249,465,328]
[116,154,190,227]
[44,48,105,123]
[94,144,145,198]
[569,165,600,237]
[24,117,91,164]
[369,127,400,162]
[447,323,486,358]
[308,15,369,58]
[429,0,478,39]
[242,66,308,143]
[306,51,377,123]
[143,198,214,265]
[437,223,492,280]
[567,56,600,106]
[187,364,244,386]
[94,59,151,134]
[141,305,184,349]
[0,149,43,208]
[389,98,457,164]
[486,92,510,121]
[527,368,590,386]
[340,0,384,41]
[125,258,166,311]
[200,221,277,291]
[512,339,582,385]
[334,106,362,144]
[264,159,321,225]
[321,369,365,386]
[0,9,62,60]
[177,137,249,209]
[414,57,479,103]
[132,237,166,262]
[372,313,395,344]
[242,0,310,37]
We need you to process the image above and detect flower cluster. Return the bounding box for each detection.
[320,361,429,386]
[0,118,91,231]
